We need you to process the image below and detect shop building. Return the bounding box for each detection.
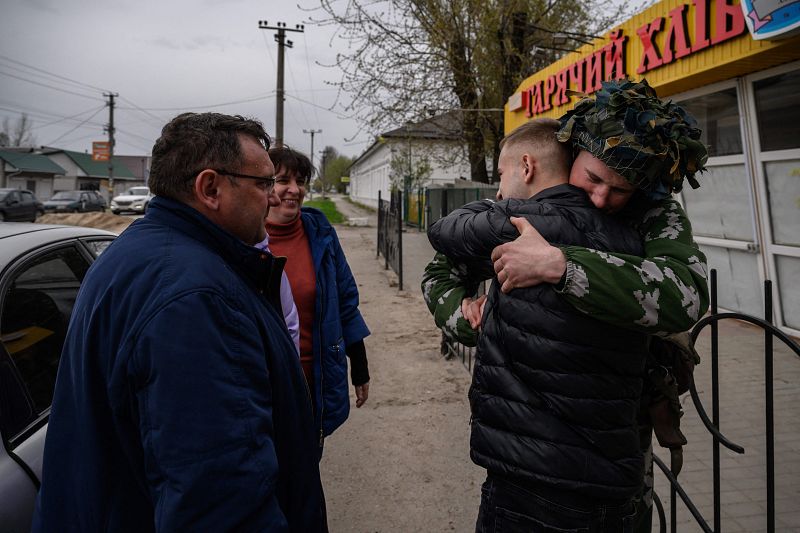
[505,0,800,336]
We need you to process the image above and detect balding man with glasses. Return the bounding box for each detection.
[34,113,324,532]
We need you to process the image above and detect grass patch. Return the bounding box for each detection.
[304,198,346,224]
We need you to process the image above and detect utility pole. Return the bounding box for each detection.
[303,128,321,189]
[258,20,305,146]
[303,129,321,168]
[104,92,118,197]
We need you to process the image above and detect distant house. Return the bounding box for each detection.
[0,149,66,199]
[116,155,151,185]
[348,112,473,209]
[41,148,140,200]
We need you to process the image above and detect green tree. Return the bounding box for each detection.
[317,145,356,194]
[315,0,637,182]
[389,143,432,192]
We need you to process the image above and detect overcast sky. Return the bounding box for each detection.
[0,0,369,161]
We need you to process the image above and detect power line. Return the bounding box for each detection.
[0,53,111,93]
[301,31,322,127]
[115,92,275,112]
[118,96,169,125]
[0,103,106,130]
[46,106,106,145]
[0,69,104,101]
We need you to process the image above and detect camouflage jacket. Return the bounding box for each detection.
[421,197,709,344]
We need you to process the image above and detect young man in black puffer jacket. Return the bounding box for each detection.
[428,118,648,531]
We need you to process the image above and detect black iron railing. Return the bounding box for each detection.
[377,190,404,290]
[652,270,800,533]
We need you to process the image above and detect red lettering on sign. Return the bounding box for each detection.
[636,17,664,74]
[604,30,627,79]
[663,4,692,64]
[584,50,603,93]
[543,76,556,111]
[712,0,746,44]
[569,61,585,94]
[523,87,533,118]
[691,0,711,52]
[554,68,569,106]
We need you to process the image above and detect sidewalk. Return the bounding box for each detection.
[324,195,800,532]
[321,195,483,531]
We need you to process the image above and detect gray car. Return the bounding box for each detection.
[0,223,116,532]
[0,189,44,222]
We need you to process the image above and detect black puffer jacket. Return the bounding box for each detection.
[428,184,648,503]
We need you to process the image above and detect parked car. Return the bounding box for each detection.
[110,186,152,215]
[0,189,44,222]
[0,223,116,532]
[42,190,106,214]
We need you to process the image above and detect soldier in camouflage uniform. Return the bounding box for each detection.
[422,79,709,533]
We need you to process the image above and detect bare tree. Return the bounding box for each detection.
[314,0,635,182]
[1,113,36,147]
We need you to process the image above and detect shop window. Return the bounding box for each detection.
[701,246,762,316]
[754,70,800,152]
[681,88,742,157]
[681,164,754,241]
[776,256,800,330]
[764,159,800,247]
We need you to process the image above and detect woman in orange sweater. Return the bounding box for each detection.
[265,147,371,449]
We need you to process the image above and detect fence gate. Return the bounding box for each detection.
[377,190,403,290]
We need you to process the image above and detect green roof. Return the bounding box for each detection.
[0,150,66,175]
[58,149,137,179]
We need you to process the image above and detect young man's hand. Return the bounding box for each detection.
[461,295,487,330]
[491,217,567,293]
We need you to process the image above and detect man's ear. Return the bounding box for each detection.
[521,153,536,184]
[193,169,223,211]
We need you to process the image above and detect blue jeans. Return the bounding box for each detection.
[476,475,635,533]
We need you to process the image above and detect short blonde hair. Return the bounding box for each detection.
[500,118,572,177]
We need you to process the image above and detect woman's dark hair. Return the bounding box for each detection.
[268,146,314,181]
[149,112,271,201]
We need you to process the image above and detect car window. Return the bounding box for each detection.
[0,245,91,443]
[83,238,114,257]
[51,192,79,201]
[21,192,35,202]
[8,191,20,203]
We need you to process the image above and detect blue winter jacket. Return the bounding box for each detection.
[301,207,370,439]
[32,197,322,532]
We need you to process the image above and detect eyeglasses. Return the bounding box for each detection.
[213,169,275,191]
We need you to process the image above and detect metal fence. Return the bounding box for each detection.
[652,270,800,533]
[425,187,498,229]
[439,269,800,532]
[377,189,403,290]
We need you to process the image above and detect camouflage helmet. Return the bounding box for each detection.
[556,79,708,201]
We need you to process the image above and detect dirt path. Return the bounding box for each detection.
[321,201,483,532]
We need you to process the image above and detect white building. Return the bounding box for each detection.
[349,113,472,209]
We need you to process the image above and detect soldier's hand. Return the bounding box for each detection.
[491,217,567,293]
[461,295,487,330]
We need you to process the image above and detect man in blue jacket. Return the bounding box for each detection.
[33,113,323,532]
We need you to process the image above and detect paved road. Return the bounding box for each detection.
[327,194,800,532]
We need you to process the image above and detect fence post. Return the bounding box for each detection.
[397,190,403,291]
[377,190,382,259]
[765,280,775,533]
